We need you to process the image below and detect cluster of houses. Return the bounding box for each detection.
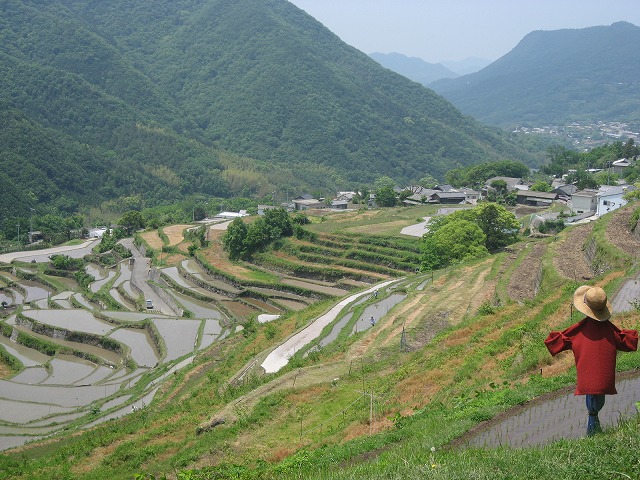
[257,158,637,220]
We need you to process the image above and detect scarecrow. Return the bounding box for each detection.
[544,285,638,435]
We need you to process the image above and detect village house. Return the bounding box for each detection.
[515,190,558,207]
[570,189,599,214]
[330,199,349,210]
[611,158,632,176]
[431,191,467,204]
[293,198,327,211]
[552,184,578,200]
[595,185,635,216]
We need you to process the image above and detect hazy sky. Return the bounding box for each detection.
[288,0,640,63]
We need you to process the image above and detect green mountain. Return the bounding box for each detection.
[430,22,640,128]
[1,0,533,220]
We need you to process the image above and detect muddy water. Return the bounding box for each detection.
[181,260,242,294]
[318,313,354,348]
[102,311,169,322]
[90,271,116,293]
[0,397,76,423]
[112,261,132,288]
[109,288,135,310]
[0,335,50,366]
[101,394,133,412]
[200,319,223,349]
[51,292,73,310]
[122,281,138,299]
[74,365,114,386]
[152,319,201,362]
[0,292,13,305]
[22,309,114,336]
[22,284,51,303]
[10,367,50,384]
[41,356,101,385]
[162,267,192,288]
[85,263,107,281]
[72,294,94,310]
[351,293,407,334]
[169,291,224,320]
[9,289,24,305]
[109,328,158,367]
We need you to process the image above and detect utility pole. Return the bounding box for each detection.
[29,208,34,244]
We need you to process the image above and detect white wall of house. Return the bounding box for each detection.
[596,191,627,216]
[571,193,598,214]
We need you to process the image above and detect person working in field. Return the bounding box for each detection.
[544,285,638,435]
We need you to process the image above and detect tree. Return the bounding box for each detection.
[374,176,396,191]
[474,203,520,251]
[118,211,145,235]
[622,138,638,160]
[222,217,247,260]
[421,219,488,270]
[530,181,552,192]
[490,179,508,196]
[263,208,293,237]
[566,170,599,190]
[375,186,397,207]
[418,174,438,189]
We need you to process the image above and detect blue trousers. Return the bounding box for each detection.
[586,394,605,436]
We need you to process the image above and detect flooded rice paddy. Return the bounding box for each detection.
[0,238,399,451]
[0,251,238,451]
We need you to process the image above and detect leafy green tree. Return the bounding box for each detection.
[375,186,397,207]
[490,179,508,196]
[97,229,118,253]
[374,176,397,191]
[118,211,145,235]
[421,220,488,270]
[222,218,248,260]
[50,254,83,271]
[622,138,638,160]
[263,208,293,237]
[424,203,520,254]
[530,181,552,192]
[418,174,438,189]
[475,203,520,251]
[566,170,599,190]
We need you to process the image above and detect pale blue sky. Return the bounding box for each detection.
[288,0,640,63]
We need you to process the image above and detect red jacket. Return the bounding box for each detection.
[544,317,638,395]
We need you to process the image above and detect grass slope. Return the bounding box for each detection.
[1,205,640,479]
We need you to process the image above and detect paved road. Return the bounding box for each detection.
[120,238,176,316]
[0,239,100,264]
[261,280,397,373]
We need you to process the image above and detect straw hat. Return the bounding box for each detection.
[573,285,612,321]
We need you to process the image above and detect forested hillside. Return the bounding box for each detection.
[1,0,534,222]
[430,22,640,128]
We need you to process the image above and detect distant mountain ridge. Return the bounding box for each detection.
[430,22,640,128]
[369,52,459,85]
[0,0,533,219]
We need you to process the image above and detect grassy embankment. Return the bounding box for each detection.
[1,205,639,480]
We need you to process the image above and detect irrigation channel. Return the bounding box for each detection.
[0,240,408,452]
